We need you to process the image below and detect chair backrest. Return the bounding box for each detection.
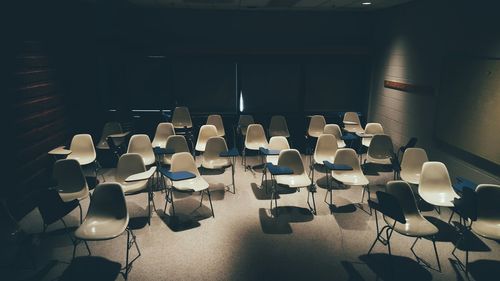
[401,148,428,174]
[86,183,128,224]
[269,115,289,137]
[69,134,96,161]
[171,152,200,176]
[171,106,192,128]
[165,135,190,154]
[245,124,268,149]
[238,115,254,135]
[152,123,175,148]
[343,112,361,124]
[323,124,343,139]
[307,115,326,137]
[314,134,338,164]
[364,123,384,135]
[419,161,453,194]
[386,180,420,218]
[196,125,218,151]
[115,153,146,183]
[127,134,155,166]
[203,137,228,162]
[367,134,394,160]
[206,114,225,137]
[53,159,89,194]
[476,184,500,223]
[333,148,363,173]
[268,136,290,150]
[277,149,305,175]
[98,122,122,147]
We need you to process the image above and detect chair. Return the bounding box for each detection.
[164,152,214,218]
[268,115,290,138]
[266,136,290,165]
[127,134,155,166]
[96,122,122,150]
[368,181,441,271]
[73,183,140,279]
[201,137,234,193]
[162,135,190,165]
[206,114,225,137]
[307,115,326,139]
[323,124,346,148]
[195,125,218,153]
[171,106,192,129]
[151,123,175,148]
[66,134,100,179]
[243,124,268,171]
[418,161,460,210]
[53,159,90,222]
[361,123,384,147]
[365,134,394,165]
[331,148,370,212]
[452,184,500,274]
[400,148,428,185]
[311,134,338,190]
[343,112,364,133]
[237,115,254,137]
[114,153,156,224]
[273,149,316,214]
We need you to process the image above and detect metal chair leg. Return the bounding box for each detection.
[206,189,215,218]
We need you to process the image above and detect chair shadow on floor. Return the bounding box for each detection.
[156,198,212,232]
[332,197,371,231]
[358,253,433,281]
[468,259,500,281]
[58,256,121,281]
[251,182,279,200]
[127,201,149,230]
[259,206,314,235]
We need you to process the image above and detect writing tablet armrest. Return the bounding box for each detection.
[48,146,72,156]
[125,167,156,182]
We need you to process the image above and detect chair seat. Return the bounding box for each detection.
[266,156,279,165]
[313,156,335,166]
[276,174,311,188]
[195,143,207,152]
[400,171,421,185]
[75,216,128,241]
[202,158,231,169]
[331,171,369,186]
[59,189,89,202]
[420,190,457,207]
[472,220,500,241]
[67,154,95,166]
[385,214,439,237]
[120,180,148,194]
[365,155,392,165]
[246,143,268,150]
[172,177,209,192]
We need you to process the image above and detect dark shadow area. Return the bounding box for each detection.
[258,208,292,234]
[199,167,225,176]
[59,256,121,281]
[330,203,357,214]
[126,202,149,229]
[468,259,500,281]
[425,216,459,242]
[341,260,366,281]
[157,210,201,232]
[333,199,371,230]
[448,258,467,281]
[157,198,212,231]
[359,253,432,281]
[360,163,381,176]
[417,198,436,212]
[8,259,58,281]
[451,222,490,252]
[251,182,277,200]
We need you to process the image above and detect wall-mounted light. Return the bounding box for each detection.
[361,2,372,5]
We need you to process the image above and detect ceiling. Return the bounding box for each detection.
[126,0,414,11]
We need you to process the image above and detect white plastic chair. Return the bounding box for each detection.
[312,134,338,190]
[362,123,384,147]
[67,134,97,166]
[162,135,190,165]
[195,125,218,152]
[206,114,225,137]
[418,161,460,208]
[243,124,268,170]
[343,112,364,133]
[127,134,155,166]
[171,106,192,129]
[152,122,175,148]
[307,115,326,139]
[164,152,214,218]
[365,134,394,165]
[266,136,290,165]
[400,148,428,185]
[73,182,140,279]
[237,115,254,137]
[269,115,290,138]
[96,122,122,150]
[323,124,346,148]
[273,149,316,214]
[201,137,231,170]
